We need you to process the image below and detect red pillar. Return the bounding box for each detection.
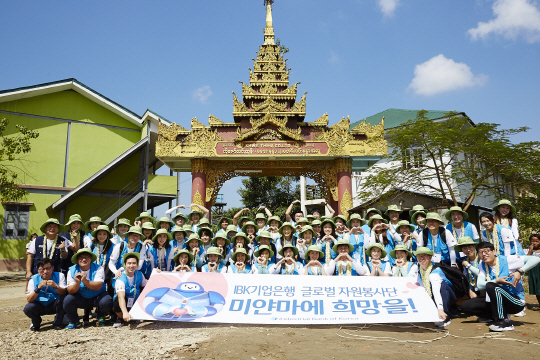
[191,159,207,209]
[336,158,353,218]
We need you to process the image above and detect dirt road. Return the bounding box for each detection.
[1,279,539,360]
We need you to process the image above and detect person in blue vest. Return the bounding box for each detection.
[389,245,418,278]
[364,243,392,276]
[385,205,403,238]
[493,199,520,242]
[173,249,196,272]
[242,221,259,247]
[156,217,174,232]
[445,206,480,243]
[295,225,317,262]
[409,204,427,220]
[468,242,540,331]
[303,245,326,275]
[24,258,67,331]
[185,233,204,270]
[216,217,232,235]
[148,229,174,272]
[89,224,116,323]
[134,211,155,226]
[454,237,483,300]
[201,247,227,273]
[252,245,274,274]
[109,226,149,277]
[198,227,214,263]
[389,220,418,258]
[368,214,396,266]
[325,238,365,276]
[270,244,303,275]
[228,232,250,264]
[170,226,187,255]
[111,218,131,246]
[417,212,457,267]
[227,248,252,274]
[27,219,72,279]
[170,211,188,228]
[480,212,520,256]
[64,248,113,329]
[112,252,147,328]
[318,219,339,263]
[414,247,456,328]
[255,211,271,234]
[345,214,367,265]
[141,221,157,248]
[361,208,382,235]
[187,204,210,233]
[83,216,105,248]
[411,210,427,235]
[61,214,85,274]
[212,233,231,265]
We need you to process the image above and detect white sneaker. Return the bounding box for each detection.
[434,319,451,327]
[513,309,526,317]
[113,320,124,328]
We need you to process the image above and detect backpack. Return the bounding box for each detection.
[432,262,469,298]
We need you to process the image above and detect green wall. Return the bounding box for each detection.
[148,175,177,195]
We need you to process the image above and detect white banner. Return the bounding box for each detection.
[129,271,440,324]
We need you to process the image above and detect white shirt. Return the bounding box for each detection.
[325,259,365,276]
[28,236,72,255]
[27,273,66,293]
[109,242,148,273]
[67,265,105,286]
[481,227,517,256]
[114,273,148,293]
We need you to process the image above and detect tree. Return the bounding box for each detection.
[515,184,540,246]
[356,111,540,211]
[237,176,300,220]
[0,118,39,202]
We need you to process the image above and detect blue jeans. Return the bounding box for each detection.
[63,292,113,324]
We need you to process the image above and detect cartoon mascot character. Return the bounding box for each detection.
[142,281,226,321]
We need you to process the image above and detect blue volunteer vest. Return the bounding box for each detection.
[32,236,65,274]
[482,225,518,256]
[446,221,476,241]
[30,272,61,306]
[90,243,114,272]
[229,264,252,274]
[482,255,524,300]
[115,241,145,270]
[169,239,186,250]
[113,270,144,304]
[392,262,415,277]
[426,231,450,263]
[418,265,453,295]
[69,262,106,299]
[148,246,173,271]
[366,260,390,275]
[279,261,302,275]
[334,260,359,276]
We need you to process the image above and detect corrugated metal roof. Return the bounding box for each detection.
[350,108,462,130]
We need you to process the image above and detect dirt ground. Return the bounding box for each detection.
[1,276,540,360]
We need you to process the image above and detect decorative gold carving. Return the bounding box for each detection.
[315,116,354,156]
[191,159,208,174]
[351,118,385,138]
[290,92,307,113]
[235,113,303,142]
[191,117,205,129]
[282,83,299,95]
[192,190,204,208]
[240,82,256,95]
[202,160,341,206]
[208,114,224,126]
[232,92,248,112]
[179,127,223,157]
[251,97,288,112]
[340,189,353,219]
[158,121,188,141]
[335,158,353,173]
[313,113,329,126]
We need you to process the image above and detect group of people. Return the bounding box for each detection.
[24,199,540,332]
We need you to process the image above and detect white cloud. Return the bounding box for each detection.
[408,54,488,96]
[193,85,212,104]
[377,0,400,17]
[469,0,540,43]
[329,51,339,64]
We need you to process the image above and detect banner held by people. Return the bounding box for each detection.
[129,271,440,324]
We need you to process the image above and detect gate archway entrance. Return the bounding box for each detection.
[156,2,387,218]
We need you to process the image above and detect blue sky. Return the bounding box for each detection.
[2,0,540,215]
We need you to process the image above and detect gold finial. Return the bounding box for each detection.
[264,0,275,45]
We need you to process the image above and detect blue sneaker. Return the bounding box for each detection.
[97,317,107,327]
[65,322,81,330]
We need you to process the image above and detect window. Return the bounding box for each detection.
[3,205,30,239]
[402,148,423,170]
